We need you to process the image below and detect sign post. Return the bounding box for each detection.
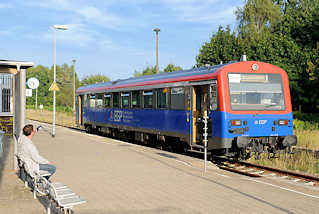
[49,82,60,92]
[26,89,32,97]
[49,82,60,137]
[27,77,39,109]
[203,115,209,173]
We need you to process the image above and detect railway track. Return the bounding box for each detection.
[213,157,319,187]
[293,147,319,159]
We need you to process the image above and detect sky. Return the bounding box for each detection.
[0,0,244,81]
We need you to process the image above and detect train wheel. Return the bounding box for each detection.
[85,125,92,133]
[176,141,188,155]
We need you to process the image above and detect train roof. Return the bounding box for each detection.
[77,62,231,94]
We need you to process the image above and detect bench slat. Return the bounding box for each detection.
[39,170,51,177]
[58,196,86,207]
[51,182,67,189]
[56,188,76,199]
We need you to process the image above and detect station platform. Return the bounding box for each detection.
[1,121,319,213]
[0,136,44,213]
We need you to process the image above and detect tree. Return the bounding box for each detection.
[134,66,157,77]
[196,26,241,67]
[195,0,319,112]
[235,0,281,37]
[134,64,183,77]
[26,63,81,108]
[163,64,182,73]
[81,74,110,86]
[26,65,51,107]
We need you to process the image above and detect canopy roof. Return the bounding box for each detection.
[0,60,34,70]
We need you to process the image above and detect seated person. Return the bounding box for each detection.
[18,124,56,180]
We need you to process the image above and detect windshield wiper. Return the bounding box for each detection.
[264,104,280,109]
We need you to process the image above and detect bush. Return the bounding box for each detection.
[293,112,319,130]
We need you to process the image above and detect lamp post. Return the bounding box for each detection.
[153,28,160,74]
[72,59,76,112]
[52,24,68,137]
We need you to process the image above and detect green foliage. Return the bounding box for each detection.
[26,65,52,106]
[196,26,241,67]
[80,74,110,86]
[134,64,182,77]
[163,64,182,73]
[134,66,156,77]
[293,119,318,130]
[196,0,319,113]
[236,0,281,36]
[26,63,80,108]
[293,112,319,130]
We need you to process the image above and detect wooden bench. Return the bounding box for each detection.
[16,155,86,214]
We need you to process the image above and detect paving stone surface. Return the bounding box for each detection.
[1,122,319,214]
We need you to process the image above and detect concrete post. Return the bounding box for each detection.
[19,67,26,135]
[13,66,26,170]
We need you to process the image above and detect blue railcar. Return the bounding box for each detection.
[76,61,297,159]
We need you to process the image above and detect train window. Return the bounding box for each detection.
[156,88,168,109]
[89,94,96,108]
[170,87,185,110]
[121,92,130,108]
[131,91,140,108]
[113,92,119,108]
[143,90,153,108]
[228,73,285,110]
[85,95,89,107]
[96,93,103,108]
[104,94,111,108]
[210,84,218,111]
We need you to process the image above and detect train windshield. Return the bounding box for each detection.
[228,73,285,111]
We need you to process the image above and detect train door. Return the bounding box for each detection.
[191,85,208,145]
[78,95,83,126]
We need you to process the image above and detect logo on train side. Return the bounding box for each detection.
[110,111,113,121]
[254,120,267,125]
[114,110,123,122]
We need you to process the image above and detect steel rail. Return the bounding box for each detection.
[238,160,319,182]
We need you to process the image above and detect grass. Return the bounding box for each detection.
[26,109,76,128]
[294,129,319,150]
[26,108,319,176]
[293,113,319,150]
[248,152,319,176]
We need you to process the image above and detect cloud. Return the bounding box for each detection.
[159,0,239,24]
[0,3,12,9]
[23,0,73,11]
[76,6,124,30]
[24,23,117,50]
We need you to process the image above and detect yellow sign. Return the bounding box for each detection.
[49,82,60,91]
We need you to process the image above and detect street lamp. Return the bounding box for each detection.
[72,59,76,127]
[72,59,76,113]
[153,28,160,74]
[52,24,68,137]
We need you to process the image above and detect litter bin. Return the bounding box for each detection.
[0,130,4,158]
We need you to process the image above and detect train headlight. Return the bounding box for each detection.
[252,64,259,71]
[278,119,288,125]
[231,120,242,126]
